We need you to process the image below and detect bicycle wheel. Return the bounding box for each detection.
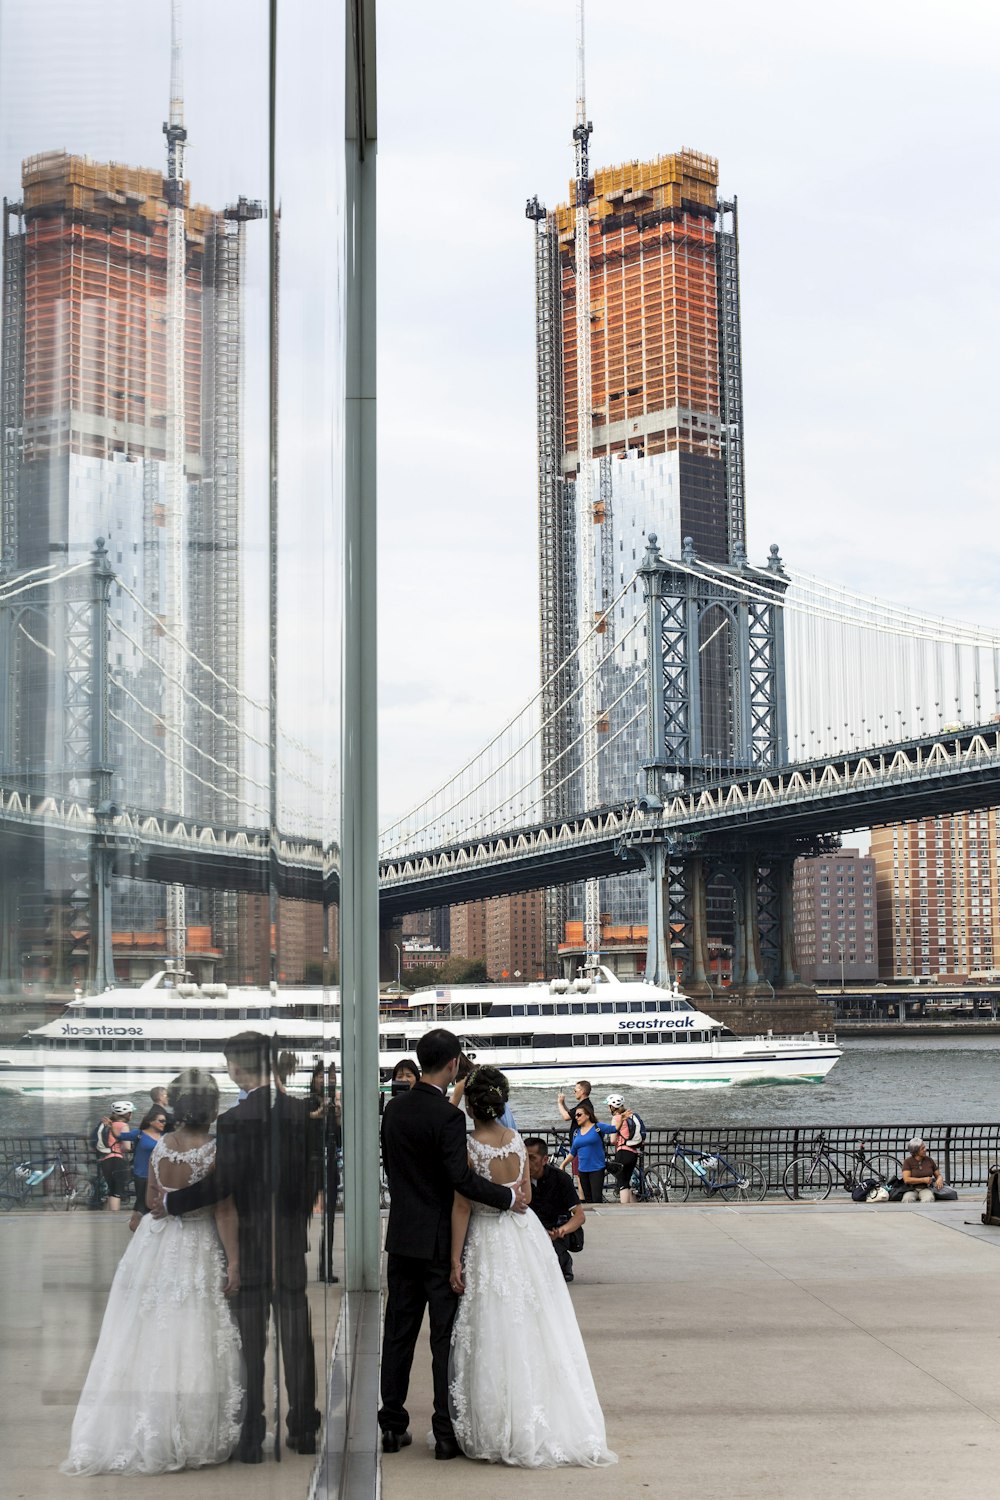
[717,1161,768,1203]
[642,1167,667,1203]
[783,1156,833,1202]
[64,1175,94,1210]
[863,1155,902,1188]
[663,1162,691,1203]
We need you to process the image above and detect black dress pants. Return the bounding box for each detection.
[379,1252,457,1444]
[232,1281,318,1449]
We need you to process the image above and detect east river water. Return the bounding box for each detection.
[2,1036,998,1139]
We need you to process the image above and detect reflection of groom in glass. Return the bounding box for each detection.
[163,1032,320,1463]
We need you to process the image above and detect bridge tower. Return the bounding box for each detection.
[0,540,117,992]
[635,533,813,1010]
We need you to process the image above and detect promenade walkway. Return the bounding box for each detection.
[4,1199,998,1499]
[381,1198,1000,1500]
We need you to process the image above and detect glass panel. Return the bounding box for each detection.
[0,0,349,1491]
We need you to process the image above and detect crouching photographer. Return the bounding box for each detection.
[524,1137,586,1283]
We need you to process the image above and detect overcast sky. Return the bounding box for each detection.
[376,0,1000,824]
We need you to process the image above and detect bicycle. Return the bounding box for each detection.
[782,1132,901,1203]
[601,1151,666,1203]
[661,1132,768,1203]
[0,1147,94,1210]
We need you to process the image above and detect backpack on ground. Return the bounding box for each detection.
[886,1177,908,1202]
[982,1166,1000,1226]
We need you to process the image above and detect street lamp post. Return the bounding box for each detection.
[393,942,401,992]
[837,942,845,994]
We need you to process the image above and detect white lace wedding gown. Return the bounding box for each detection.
[449,1132,616,1468]
[62,1138,244,1476]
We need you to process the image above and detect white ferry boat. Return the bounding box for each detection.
[0,967,840,1094]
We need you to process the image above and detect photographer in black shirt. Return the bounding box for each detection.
[524,1137,586,1283]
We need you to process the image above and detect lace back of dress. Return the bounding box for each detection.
[151,1136,216,1189]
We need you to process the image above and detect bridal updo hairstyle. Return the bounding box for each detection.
[167,1067,220,1130]
[463,1065,510,1123]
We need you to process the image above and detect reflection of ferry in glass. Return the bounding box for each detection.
[0,966,841,1094]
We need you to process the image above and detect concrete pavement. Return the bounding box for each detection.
[380,1198,1000,1500]
[4,1198,1000,1500]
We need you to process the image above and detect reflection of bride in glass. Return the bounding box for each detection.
[62,1069,243,1476]
[449,1066,616,1468]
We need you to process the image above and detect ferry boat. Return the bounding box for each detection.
[0,967,840,1094]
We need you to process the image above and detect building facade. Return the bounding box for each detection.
[530,150,747,950]
[870,812,999,981]
[1,152,261,982]
[792,849,878,985]
[449,892,546,982]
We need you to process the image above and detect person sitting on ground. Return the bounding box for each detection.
[569,1099,616,1203]
[901,1137,944,1202]
[524,1137,586,1283]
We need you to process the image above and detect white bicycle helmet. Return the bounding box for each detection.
[110,1099,135,1115]
[605,1093,626,1110]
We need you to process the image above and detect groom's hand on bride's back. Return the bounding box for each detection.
[511,1181,528,1214]
[147,1182,167,1218]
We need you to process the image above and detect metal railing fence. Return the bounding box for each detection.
[528,1122,1000,1194]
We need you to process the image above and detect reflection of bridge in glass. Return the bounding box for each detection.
[3,536,1000,993]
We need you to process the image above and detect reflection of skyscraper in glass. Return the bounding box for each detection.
[530,150,746,945]
[1,152,262,978]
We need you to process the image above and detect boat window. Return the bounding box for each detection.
[628,1002,642,1012]
[541,1004,554,1016]
[600,1002,612,1014]
[643,1001,657,1012]
[572,1034,585,1047]
[677,1001,694,1011]
[556,1004,569,1016]
[614,1002,627,1014]
[586,1034,600,1046]
[525,1005,539,1016]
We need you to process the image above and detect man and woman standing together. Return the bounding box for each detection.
[64,1032,323,1474]
[379,1028,615,1468]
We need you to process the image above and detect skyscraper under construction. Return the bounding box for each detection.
[528,149,747,960]
[0,151,263,981]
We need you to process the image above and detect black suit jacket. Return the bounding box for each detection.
[167,1087,316,1292]
[381,1081,512,1262]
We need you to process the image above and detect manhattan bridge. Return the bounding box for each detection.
[2,530,1000,999]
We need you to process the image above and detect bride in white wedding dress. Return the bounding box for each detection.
[62,1069,243,1476]
[449,1067,616,1468]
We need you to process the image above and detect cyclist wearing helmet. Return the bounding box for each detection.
[96,1101,135,1212]
[606,1095,645,1206]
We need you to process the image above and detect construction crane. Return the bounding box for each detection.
[162,0,188,973]
[572,1,604,970]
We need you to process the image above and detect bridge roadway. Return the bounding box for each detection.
[2,723,1000,914]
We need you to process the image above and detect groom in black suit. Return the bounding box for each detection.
[161,1032,320,1463]
[379,1027,526,1459]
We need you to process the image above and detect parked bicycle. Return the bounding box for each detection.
[601,1152,666,1203]
[782,1132,901,1202]
[0,1146,94,1210]
[662,1132,768,1203]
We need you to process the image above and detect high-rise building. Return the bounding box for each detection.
[870,812,998,981]
[792,849,878,985]
[529,150,746,951]
[450,893,546,983]
[1,151,261,980]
